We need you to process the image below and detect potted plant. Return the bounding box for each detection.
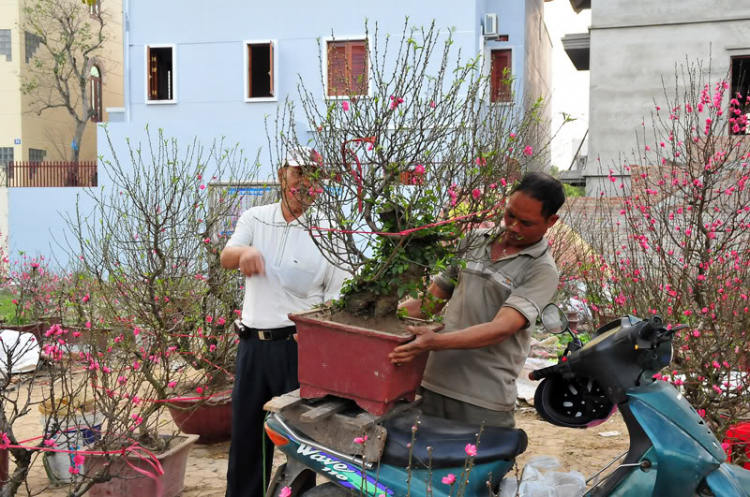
[270,21,554,414]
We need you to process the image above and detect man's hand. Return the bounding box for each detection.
[238,247,265,277]
[389,325,439,365]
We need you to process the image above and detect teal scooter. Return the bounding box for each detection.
[264,305,750,496]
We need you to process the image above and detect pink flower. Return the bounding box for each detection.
[414,164,425,175]
[523,145,533,156]
[43,438,56,448]
[354,435,368,444]
[442,473,456,485]
[342,101,349,111]
[206,315,213,324]
[133,327,140,337]
[465,443,477,457]
[280,487,292,497]
[196,386,204,394]
[73,454,85,467]
[68,466,80,475]
[168,381,177,388]
[209,344,217,352]
[429,101,436,108]
[217,317,226,326]
[199,184,206,190]
[0,433,9,448]
[472,188,481,200]
[697,409,706,418]
[82,294,90,303]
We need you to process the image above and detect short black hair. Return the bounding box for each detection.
[511,172,565,218]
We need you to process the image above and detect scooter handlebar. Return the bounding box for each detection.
[529,364,559,381]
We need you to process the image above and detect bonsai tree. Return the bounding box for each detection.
[269,21,556,326]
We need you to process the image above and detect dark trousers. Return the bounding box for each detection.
[226,335,299,497]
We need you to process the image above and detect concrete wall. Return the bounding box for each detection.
[523,0,553,169]
[585,0,750,195]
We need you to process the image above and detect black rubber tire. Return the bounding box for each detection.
[301,482,352,496]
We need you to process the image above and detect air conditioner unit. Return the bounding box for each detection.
[484,14,498,38]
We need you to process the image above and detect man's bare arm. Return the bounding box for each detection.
[398,282,451,319]
[220,246,265,276]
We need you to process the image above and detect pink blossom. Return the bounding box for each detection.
[342,101,349,111]
[199,184,206,190]
[280,487,292,497]
[217,317,226,326]
[429,101,436,108]
[472,188,481,200]
[133,327,140,337]
[68,466,80,475]
[465,443,477,457]
[414,164,425,175]
[353,435,368,444]
[209,344,217,352]
[196,386,204,394]
[697,409,705,418]
[73,454,85,467]
[0,433,9,448]
[43,438,56,447]
[206,315,213,324]
[442,473,456,485]
[168,381,177,388]
[82,294,90,303]
[523,145,534,156]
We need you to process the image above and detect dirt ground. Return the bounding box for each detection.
[12,403,629,496]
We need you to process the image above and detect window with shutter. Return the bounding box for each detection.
[490,49,512,103]
[246,41,275,100]
[327,39,368,97]
[146,45,175,103]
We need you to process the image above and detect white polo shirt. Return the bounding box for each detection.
[225,203,348,329]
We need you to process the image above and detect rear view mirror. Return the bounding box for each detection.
[541,304,568,335]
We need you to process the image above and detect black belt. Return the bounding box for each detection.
[234,320,296,341]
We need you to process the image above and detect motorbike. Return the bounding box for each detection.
[263,304,750,496]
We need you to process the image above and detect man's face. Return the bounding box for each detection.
[502,191,558,246]
[278,165,320,209]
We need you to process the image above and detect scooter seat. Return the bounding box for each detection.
[380,411,528,469]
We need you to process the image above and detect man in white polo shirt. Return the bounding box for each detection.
[220,147,347,497]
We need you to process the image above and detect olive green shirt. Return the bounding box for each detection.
[422,229,559,411]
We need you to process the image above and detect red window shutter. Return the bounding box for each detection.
[328,42,347,96]
[491,50,512,103]
[268,42,274,97]
[148,47,158,100]
[348,41,368,95]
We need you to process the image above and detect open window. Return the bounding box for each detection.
[245,41,275,100]
[146,45,175,103]
[326,39,368,97]
[490,49,512,103]
[90,65,102,122]
[730,56,750,135]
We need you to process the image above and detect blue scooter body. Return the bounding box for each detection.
[265,413,515,496]
[592,380,750,496]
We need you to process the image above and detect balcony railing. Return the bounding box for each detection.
[4,161,98,188]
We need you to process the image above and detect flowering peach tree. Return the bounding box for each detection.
[561,61,750,446]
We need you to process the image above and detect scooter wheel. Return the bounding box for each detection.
[301,482,352,496]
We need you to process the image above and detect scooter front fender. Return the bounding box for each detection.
[705,463,750,497]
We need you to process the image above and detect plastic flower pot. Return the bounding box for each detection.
[167,393,232,444]
[38,396,103,485]
[289,309,443,416]
[1,323,44,342]
[86,434,199,497]
[724,422,750,470]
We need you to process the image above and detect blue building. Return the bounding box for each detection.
[10,0,554,260]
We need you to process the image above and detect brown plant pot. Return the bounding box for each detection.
[167,394,232,444]
[289,309,443,416]
[87,434,198,497]
[0,323,45,342]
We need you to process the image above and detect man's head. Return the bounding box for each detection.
[502,172,565,247]
[278,146,322,211]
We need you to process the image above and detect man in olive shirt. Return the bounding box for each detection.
[390,172,565,428]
